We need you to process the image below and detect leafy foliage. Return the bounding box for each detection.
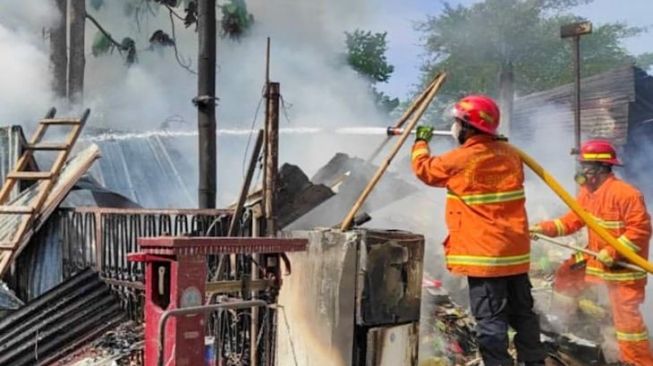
[91,31,113,57]
[220,0,254,40]
[184,1,197,28]
[419,0,645,99]
[149,30,175,47]
[636,53,653,71]
[154,0,178,6]
[345,30,394,83]
[373,88,400,114]
[345,29,398,113]
[121,37,138,65]
[90,0,104,11]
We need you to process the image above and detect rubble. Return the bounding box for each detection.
[58,322,144,366]
[0,268,125,365]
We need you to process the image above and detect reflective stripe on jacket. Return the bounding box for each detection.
[411,135,530,278]
[538,175,651,285]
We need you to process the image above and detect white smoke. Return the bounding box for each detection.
[0,0,394,206]
[0,1,56,126]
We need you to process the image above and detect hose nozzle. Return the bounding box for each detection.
[386,126,452,137]
[386,127,412,136]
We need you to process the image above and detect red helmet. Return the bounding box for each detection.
[453,95,500,135]
[579,139,622,166]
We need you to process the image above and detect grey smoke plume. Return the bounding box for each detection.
[0,1,57,125]
[0,0,396,206]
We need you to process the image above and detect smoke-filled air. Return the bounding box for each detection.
[1,1,653,366]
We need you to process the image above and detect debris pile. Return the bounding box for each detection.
[418,248,617,366]
[56,322,144,366]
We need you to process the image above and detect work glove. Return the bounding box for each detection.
[529,224,544,238]
[415,125,434,143]
[597,248,615,267]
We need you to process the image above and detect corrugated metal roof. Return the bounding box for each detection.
[83,135,195,209]
[0,268,125,366]
[513,65,637,145]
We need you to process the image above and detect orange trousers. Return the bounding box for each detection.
[553,258,653,366]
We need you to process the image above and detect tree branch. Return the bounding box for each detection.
[85,12,129,52]
[165,4,186,21]
[168,8,197,74]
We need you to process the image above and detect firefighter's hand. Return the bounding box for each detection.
[529,224,544,238]
[597,249,615,267]
[415,126,434,143]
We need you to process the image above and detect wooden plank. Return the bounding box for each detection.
[39,118,81,125]
[24,143,69,151]
[10,144,100,266]
[6,171,53,180]
[0,206,33,214]
[15,110,89,238]
[0,109,56,204]
[205,279,274,294]
[0,110,93,277]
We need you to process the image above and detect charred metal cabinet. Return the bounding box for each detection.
[276,229,424,366]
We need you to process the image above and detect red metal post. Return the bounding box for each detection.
[128,253,206,366]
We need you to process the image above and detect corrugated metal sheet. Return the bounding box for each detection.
[84,135,195,208]
[13,208,234,306]
[0,268,125,366]
[0,127,24,187]
[13,211,63,301]
[513,65,637,145]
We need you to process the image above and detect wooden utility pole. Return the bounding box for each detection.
[69,0,86,104]
[264,82,280,236]
[50,0,67,99]
[197,0,217,209]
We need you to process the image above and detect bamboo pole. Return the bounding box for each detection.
[532,233,644,272]
[340,72,447,231]
[366,74,442,163]
[228,129,264,236]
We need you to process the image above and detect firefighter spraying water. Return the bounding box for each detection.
[410,95,548,366]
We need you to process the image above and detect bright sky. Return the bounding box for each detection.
[371,0,653,99]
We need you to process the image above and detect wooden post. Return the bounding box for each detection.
[264,82,280,237]
[340,73,446,231]
[197,0,217,209]
[228,129,264,236]
[69,0,86,104]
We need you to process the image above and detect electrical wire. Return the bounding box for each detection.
[242,92,265,178]
[280,94,294,125]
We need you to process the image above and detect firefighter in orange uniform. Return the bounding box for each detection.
[531,139,653,366]
[412,95,546,366]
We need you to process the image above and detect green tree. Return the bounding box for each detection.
[345,29,399,113]
[88,0,254,68]
[220,0,254,40]
[418,0,653,99]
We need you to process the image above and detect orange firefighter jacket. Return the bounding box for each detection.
[539,174,650,285]
[411,135,530,278]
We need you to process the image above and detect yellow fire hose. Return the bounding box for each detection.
[513,146,653,274]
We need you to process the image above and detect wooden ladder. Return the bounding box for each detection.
[0,109,89,250]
